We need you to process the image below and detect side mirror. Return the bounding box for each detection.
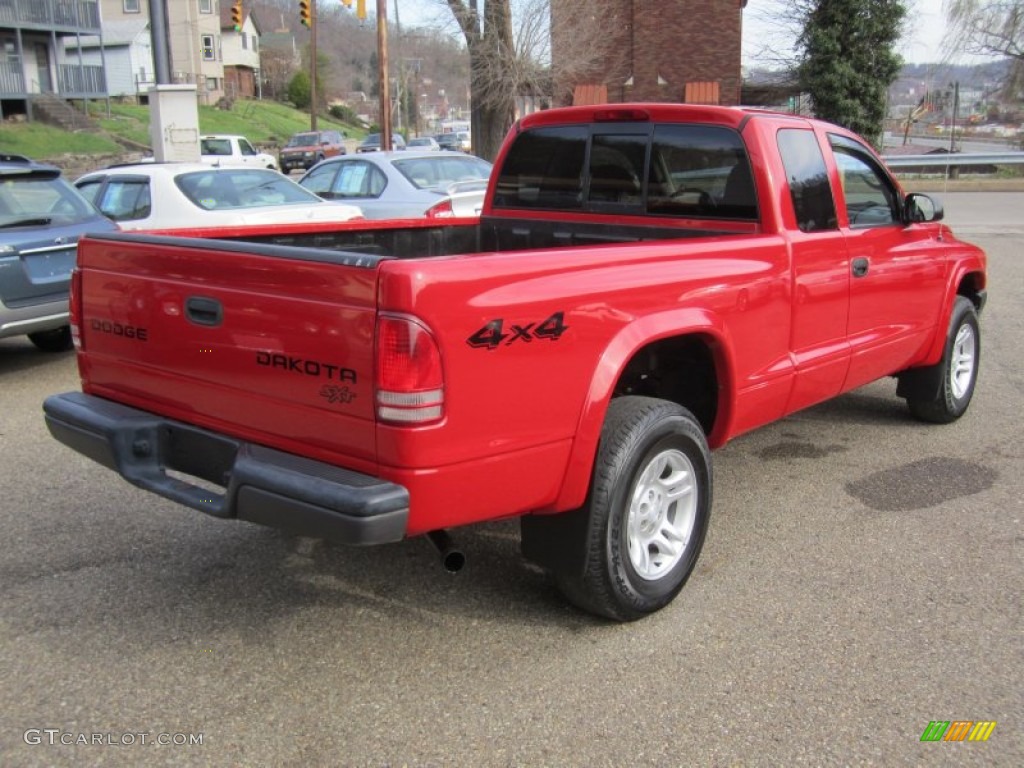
[903,192,944,224]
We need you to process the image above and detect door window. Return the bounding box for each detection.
[828,134,899,228]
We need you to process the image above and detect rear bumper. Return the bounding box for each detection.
[0,298,68,339]
[43,392,408,545]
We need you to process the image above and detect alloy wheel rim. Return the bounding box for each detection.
[950,323,976,400]
[626,448,698,580]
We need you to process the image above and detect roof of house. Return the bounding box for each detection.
[65,19,149,51]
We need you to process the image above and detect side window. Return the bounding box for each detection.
[299,163,339,198]
[647,125,756,220]
[75,179,103,206]
[776,129,837,233]
[828,134,899,228]
[492,125,587,210]
[95,179,151,221]
[309,161,386,200]
[238,139,257,156]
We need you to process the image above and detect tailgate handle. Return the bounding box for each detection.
[185,296,223,327]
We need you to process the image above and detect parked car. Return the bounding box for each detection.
[436,131,471,152]
[407,136,440,151]
[298,150,492,219]
[200,135,278,170]
[435,132,461,151]
[74,164,362,231]
[0,153,118,351]
[356,133,407,152]
[278,129,347,173]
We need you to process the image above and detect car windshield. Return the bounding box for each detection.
[391,156,492,190]
[361,134,380,145]
[286,133,319,147]
[175,169,324,210]
[0,175,97,227]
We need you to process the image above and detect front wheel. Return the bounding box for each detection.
[906,296,980,423]
[553,397,712,621]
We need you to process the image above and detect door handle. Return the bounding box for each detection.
[185,296,223,327]
[852,257,870,278]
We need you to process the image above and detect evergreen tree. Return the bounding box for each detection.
[798,0,907,145]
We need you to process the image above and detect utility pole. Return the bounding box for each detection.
[310,1,318,130]
[299,0,317,129]
[377,0,391,151]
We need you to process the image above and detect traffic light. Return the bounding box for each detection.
[299,0,311,28]
[356,0,366,20]
[230,0,243,31]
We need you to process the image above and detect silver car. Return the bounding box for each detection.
[298,151,492,219]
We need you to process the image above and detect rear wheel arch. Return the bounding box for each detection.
[550,320,734,514]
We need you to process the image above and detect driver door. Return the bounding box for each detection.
[830,133,947,389]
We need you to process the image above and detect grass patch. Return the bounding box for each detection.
[0,123,122,157]
[85,98,364,149]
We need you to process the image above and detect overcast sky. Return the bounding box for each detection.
[742,0,950,66]
[392,0,953,67]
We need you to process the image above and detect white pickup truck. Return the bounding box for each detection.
[199,135,278,171]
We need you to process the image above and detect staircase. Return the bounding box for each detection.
[30,93,98,132]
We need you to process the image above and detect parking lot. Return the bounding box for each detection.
[1,193,1021,766]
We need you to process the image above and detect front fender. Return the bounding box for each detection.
[550,307,736,512]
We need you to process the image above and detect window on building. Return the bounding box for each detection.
[241,33,248,50]
[123,0,141,13]
[207,77,218,91]
[201,34,215,61]
[199,0,213,13]
[252,37,258,53]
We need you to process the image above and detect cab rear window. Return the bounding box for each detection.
[492,123,757,221]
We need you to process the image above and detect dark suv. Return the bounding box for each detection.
[0,154,118,351]
[279,130,346,173]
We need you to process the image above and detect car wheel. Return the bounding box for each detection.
[27,326,73,353]
[906,296,980,423]
[552,396,711,621]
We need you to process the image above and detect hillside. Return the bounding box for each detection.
[0,99,363,177]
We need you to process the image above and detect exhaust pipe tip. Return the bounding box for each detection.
[426,529,465,573]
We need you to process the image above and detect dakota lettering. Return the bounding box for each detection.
[256,351,356,382]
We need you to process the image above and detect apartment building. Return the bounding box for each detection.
[0,0,106,120]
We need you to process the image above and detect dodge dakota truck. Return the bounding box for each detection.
[43,104,987,621]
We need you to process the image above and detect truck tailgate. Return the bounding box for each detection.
[75,233,380,468]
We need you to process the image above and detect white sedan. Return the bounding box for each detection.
[75,164,363,231]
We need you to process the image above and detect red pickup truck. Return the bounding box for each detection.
[44,104,987,620]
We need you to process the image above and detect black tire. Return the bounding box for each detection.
[553,396,712,621]
[907,296,980,424]
[27,326,72,353]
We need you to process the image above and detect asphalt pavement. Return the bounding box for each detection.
[1,193,1021,766]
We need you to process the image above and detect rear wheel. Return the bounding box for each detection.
[906,296,980,423]
[27,326,72,353]
[553,397,711,621]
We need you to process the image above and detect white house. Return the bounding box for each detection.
[65,20,152,99]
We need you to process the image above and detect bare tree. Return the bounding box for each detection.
[444,0,517,160]
[944,1,1024,93]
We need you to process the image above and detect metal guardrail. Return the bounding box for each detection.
[880,152,1024,168]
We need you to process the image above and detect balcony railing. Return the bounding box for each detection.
[58,63,105,96]
[0,0,100,31]
[0,60,26,94]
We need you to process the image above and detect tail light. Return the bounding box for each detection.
[425,199,455,218]
[375,314,444,424]
[69,267,83,351]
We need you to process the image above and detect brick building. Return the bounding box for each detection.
[551,0,747,107]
